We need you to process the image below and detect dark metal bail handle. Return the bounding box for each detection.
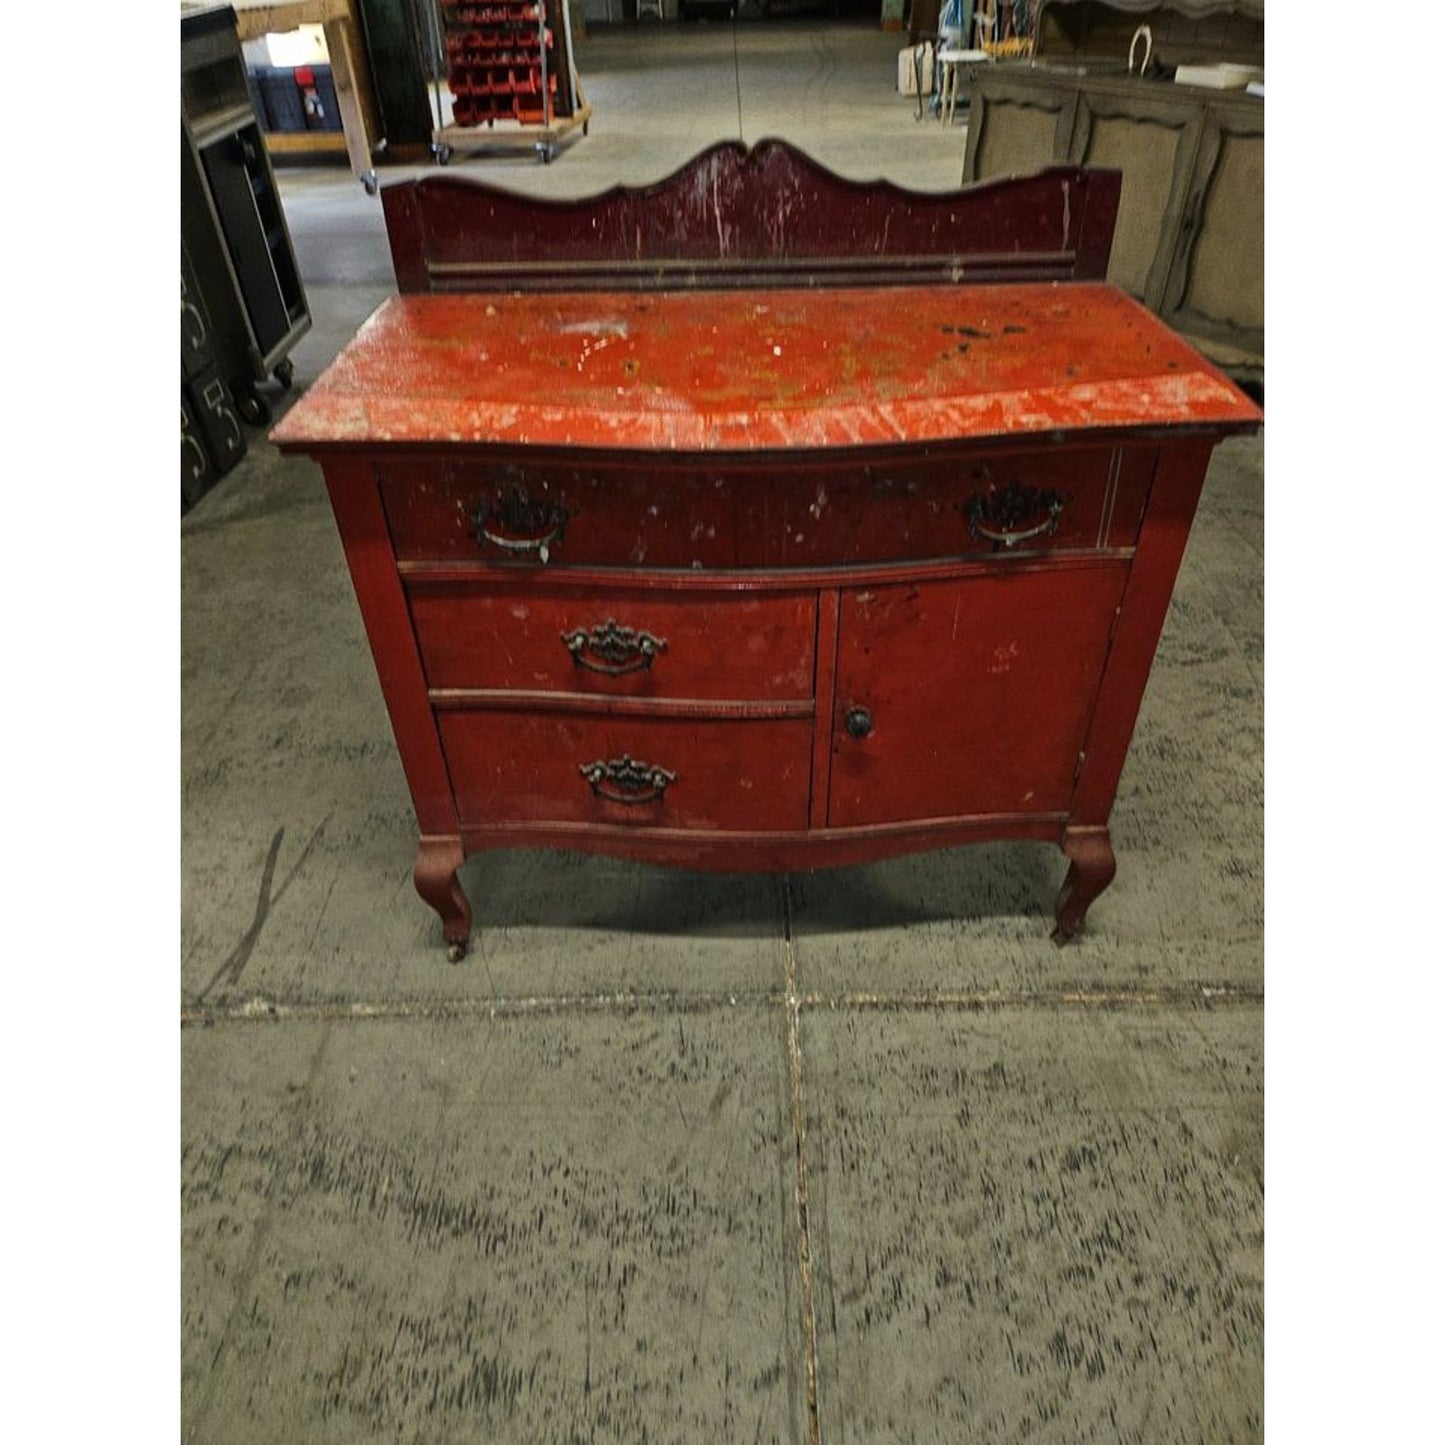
[561,619,669,676]
[579,755,678,805]
[961,482,1068,549]
[473,485,569,562]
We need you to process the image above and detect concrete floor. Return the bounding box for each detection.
[181,20,1264,1444]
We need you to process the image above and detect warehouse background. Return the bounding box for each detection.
[8,5,1444,1442]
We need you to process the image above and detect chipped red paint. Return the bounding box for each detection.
[380,147,1123,293]
[271,283,1261,456]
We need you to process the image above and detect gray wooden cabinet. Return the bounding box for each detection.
[961,1,1263,382]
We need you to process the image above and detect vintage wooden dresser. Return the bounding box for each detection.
[272,141,1261,958]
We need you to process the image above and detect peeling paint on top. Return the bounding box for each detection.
[555,318,630,338]
[271,283,1262,454]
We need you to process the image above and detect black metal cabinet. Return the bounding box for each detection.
[181,4,309,425]
[182,242,246,510]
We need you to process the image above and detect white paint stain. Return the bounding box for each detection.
[988,641,1020,675]
[574,336,618,371]
[712,170,727,255]
[556,319,629,337]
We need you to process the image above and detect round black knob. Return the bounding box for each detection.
[845,706,873,740]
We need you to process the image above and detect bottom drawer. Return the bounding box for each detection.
[439,711,813,831]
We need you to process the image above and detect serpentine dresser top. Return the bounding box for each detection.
[273,143,1261,957]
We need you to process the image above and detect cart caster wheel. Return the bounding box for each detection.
[432,143,452,166]
[361,170,379,196]
[539,144,555,164]
[234,388,271,427]
[273,358,295,390]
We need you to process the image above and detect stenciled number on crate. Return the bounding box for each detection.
[578,755,678,805]
[182,407,209,482]
[200,378,243,457]
[181,274,208,357]
[560,619,669,676]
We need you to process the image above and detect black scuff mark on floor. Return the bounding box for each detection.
[194,816,331,1004]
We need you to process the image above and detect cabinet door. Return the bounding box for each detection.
[1158,99,1264,365]
[962,76,1075,183]
[1065,88,1203,307]
[828,568,1127,828]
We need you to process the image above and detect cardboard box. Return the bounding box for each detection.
[1173,63,1263,90]
[898,43,934,95]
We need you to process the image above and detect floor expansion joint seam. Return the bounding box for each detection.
[781,877,824,1445]
[180,984,1262,1029]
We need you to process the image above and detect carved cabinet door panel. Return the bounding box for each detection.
[962,76,1076,184]
[828,567,1128,828]
[1158,97,1265,364]
[1063,86,1204,307]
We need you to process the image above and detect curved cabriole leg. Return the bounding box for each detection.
[1052,826,1116,945]
[414,836,471,961]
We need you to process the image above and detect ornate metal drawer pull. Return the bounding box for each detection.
[472,485,569,563]
[961,482,1067,549]
[561,619,669,676]
[579,755,678,805]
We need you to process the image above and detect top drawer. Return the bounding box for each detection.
[380,458,773,569]
[377,445,1154,571]
[778,445,1154,566]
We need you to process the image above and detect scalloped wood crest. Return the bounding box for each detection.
[381,139,1121,293]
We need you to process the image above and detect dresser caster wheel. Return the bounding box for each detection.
[446,938,468,964]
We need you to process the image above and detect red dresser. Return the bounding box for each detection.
[273,144,1261,957]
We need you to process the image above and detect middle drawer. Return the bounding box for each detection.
[407,583,818,701]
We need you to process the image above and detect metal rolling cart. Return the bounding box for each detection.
[182,4,310,425]
[427,0,590,165]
